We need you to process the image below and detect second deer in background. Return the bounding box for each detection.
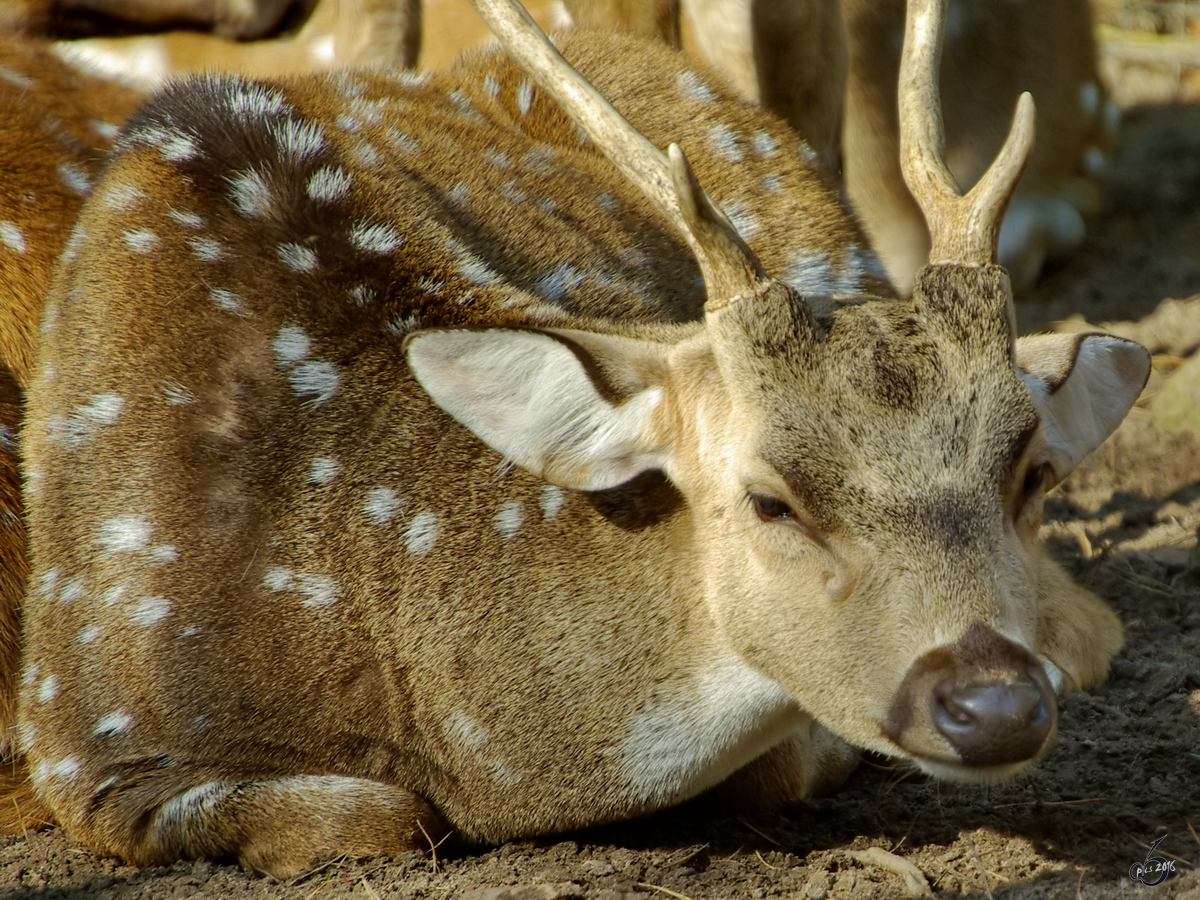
[568,0,1117,296]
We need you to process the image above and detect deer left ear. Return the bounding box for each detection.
[1015,333,1150,480]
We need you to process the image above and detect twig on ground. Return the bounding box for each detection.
[845,847,934,899]
[754,850,775,870]
[636,883,698,900]
[736,817,782,846]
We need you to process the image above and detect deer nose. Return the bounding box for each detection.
[931,678,1054,766]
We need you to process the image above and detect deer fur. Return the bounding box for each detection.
[0,35,139,755]
[6,0,1147,879]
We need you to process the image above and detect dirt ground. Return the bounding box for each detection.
[4,11,1200,900]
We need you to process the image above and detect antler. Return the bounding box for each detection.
[899,0,1036,266]
[468,0,766,309]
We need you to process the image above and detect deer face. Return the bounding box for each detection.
[408,262,1146,782]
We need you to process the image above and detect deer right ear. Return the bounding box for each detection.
[1015,333,1150,481]
[407,329,673,492]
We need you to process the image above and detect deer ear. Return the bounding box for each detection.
[407,329,672,491]
[1015,333,1150,480]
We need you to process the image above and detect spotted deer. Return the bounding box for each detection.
[564,0,1115,295]
[0,34,141,754]
[0,0,430,762]
[10,0,1146,877]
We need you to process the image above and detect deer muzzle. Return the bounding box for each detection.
[883,623,1058,774]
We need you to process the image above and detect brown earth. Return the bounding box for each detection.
[5,14,1200,900]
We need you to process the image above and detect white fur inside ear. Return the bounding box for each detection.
[407,329,668,491]
[1017,334,1149,477]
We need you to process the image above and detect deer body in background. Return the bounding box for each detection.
[10,0,1146,878]
[0,35,140,751]
[566,0,1116,295]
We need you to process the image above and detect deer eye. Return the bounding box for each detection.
[752,494,798,524]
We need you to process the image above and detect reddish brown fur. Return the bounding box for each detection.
[0,36,139,768]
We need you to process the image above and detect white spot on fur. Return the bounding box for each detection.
[707,123,743,163]
[388,129,418,154]
[151,544,178,564]
[167,208,204,228]
[37,674,59,703]
[353,141,381,167]
[306,166,352,202]
[536,264,585,302]
[443,710,520,787]
[77,625,101,644]
[123,229,159,253]
[494,500,524,540]
[188,236,225,262]
[261,567,339,607]
[760,173,783,194]
[0,221,26,253]
[209,288,242,312]
[750,130,779,158]
[273,118,325,161]
[483,74,501,98]
[517,80,533,115]
[289,360,340,406]
[225,83,288,118]
[229,169,273,217]
[364,487,402,525]
[94,710,132,737]
[723,200,759,241]
[59,578,84,603]
[273,325,311,364]
[278,242,318,273]
[262,566,293,592]
[51,757,81,781]
[21,661,39,687]
[103,183,145,210]
[57,161,91,194]
[97,515,151,554]
[350,222,402,254]
[539,485,565,520]
[102,583,127,605]
[676,70,715,102]
[782,250,835,294]
[404,511,439,555]
[308,457,339,484]
[130,595,172,626]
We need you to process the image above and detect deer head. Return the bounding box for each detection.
[409,0,1147,779]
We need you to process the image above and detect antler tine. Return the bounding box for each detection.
[468,0,766,307]
[898,0,1037,266]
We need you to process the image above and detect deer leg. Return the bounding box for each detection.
[79,773,448,877]
[700,719,859,811]
[1033,548,1123,695]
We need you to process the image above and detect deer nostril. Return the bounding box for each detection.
[931,680,1054,766]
